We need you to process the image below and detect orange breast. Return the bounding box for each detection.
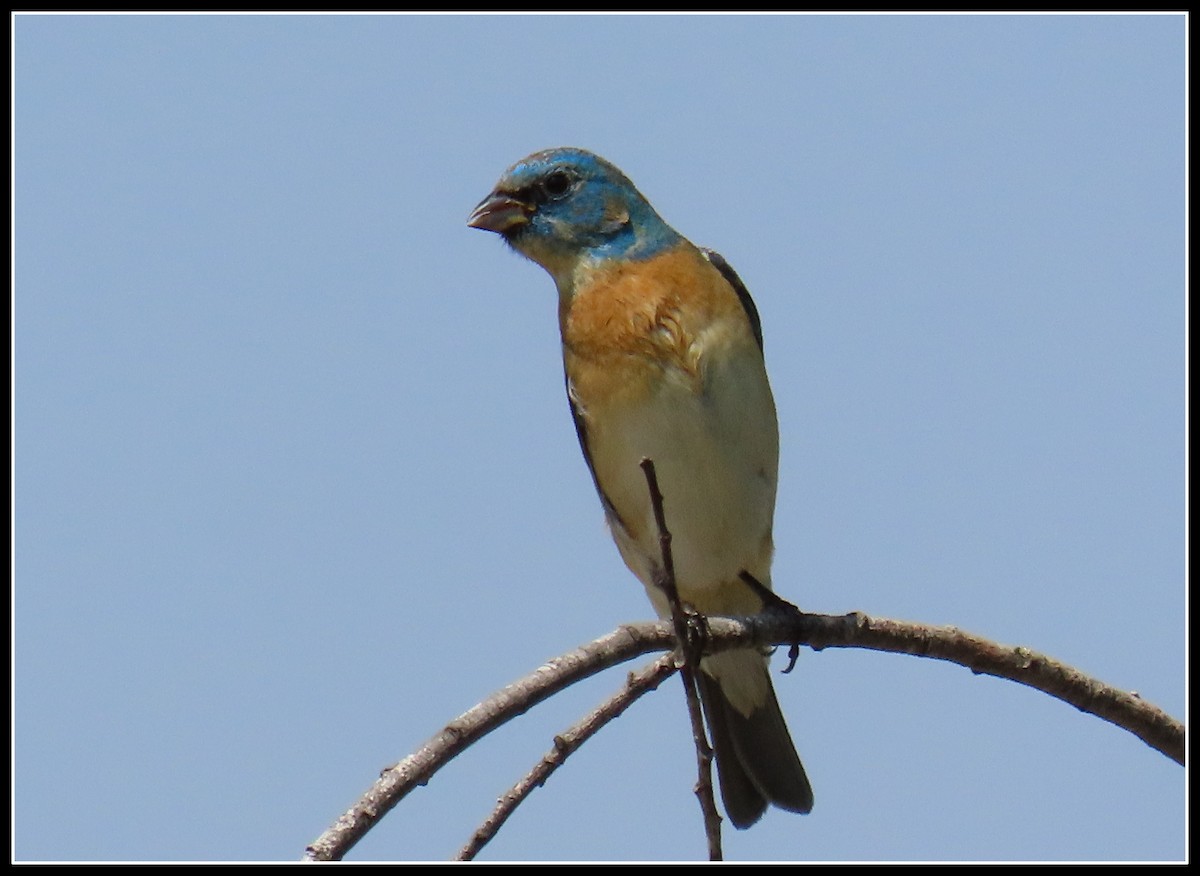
[560,244,751,408]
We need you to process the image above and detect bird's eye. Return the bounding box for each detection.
[540,170,574,200]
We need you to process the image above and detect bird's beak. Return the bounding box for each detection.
[467,191,532,234]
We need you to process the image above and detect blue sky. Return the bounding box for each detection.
[13,12,1185,863]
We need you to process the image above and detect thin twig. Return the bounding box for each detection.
[456,654,678,861]
[639,457,723,861]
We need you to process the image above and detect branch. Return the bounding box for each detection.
[304,612,1183,861]
[700,610,1186,766]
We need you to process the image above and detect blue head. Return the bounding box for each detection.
[468,148,682,289]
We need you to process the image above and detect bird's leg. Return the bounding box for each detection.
[650,569,710,661]
[739,570,808,674]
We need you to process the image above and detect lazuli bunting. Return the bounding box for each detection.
[468,148,812,828]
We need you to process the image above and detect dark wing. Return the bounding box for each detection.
[565,372,627,531]
[700,247,764,353]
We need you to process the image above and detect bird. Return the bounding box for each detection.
[467,147,812,829]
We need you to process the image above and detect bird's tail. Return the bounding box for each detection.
[697,653,813,829]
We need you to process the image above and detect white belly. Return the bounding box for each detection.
[583,343,780,617]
